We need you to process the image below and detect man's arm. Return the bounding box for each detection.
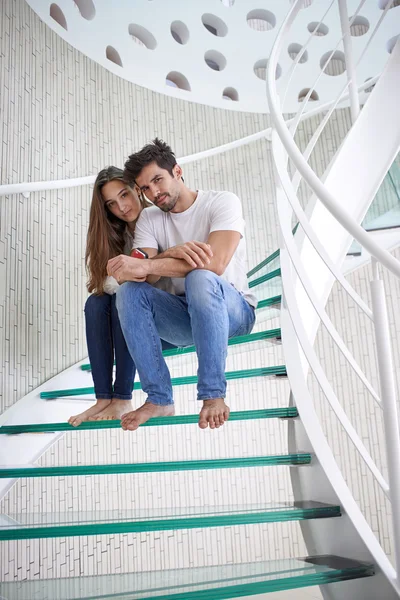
[147,230,240,278]
[107,231,240,284]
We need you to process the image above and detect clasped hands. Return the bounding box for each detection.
[107,241,213,284]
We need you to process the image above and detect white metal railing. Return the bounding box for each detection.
[267,0,400,595]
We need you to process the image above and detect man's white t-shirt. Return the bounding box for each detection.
[133,190,257,308]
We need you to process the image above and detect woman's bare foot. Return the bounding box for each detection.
[120,402,175,431]
[68,400,111,427]
[199,398,230,429]
[89,399,133,421]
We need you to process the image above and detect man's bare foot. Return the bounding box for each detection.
[68,400,111,427]
[89,399,133,421]
[120,402,175,431]
[199,398,230,429]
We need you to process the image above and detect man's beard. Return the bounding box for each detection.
[155,193,178,212]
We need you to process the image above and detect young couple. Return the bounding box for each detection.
[69,139,257,431]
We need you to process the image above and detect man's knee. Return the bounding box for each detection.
[185,270,220,301]
[116,281,150,314]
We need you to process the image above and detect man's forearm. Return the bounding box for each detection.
[146,257,193,279]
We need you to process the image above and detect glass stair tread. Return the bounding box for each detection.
[80,327,282,371]
[40,366,287,399]
[248,267,281,289]
[0,555,374,599]
[0,407,297,434]
[247,249,280,278]
[0,501,340,541]
[0,453,312,479]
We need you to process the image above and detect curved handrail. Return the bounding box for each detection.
[267,4,400,280]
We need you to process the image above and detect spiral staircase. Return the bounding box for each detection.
[1,0,400,598]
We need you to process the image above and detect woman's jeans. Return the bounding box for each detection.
[116,270,256,406]
[85,293,135,400]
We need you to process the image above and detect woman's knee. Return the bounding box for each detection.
[84,293,111,316]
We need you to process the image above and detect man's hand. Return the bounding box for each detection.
[158,242,213,268]
[107,255,149,283]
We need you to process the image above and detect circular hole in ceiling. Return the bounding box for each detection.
[73,0,95,20]
[320,50,346,76]
[253,59,281,80]
[202,14,228,37]
[247,9,276,31]
[307,22,329,36]
[349,15,370,36]
[222,87,239,101]
[50,4,67,30]
[128,24,157,49]
[106,46,123,67]
[204,50,227,71]
[298,88,319,102]
[170,21,190,45]
[288,43,308,62]
[166,71,191,91]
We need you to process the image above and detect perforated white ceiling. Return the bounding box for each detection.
[29,0,399,113]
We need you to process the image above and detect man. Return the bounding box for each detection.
[107,138,257,431]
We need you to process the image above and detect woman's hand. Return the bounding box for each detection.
[107,255,149,283]
[160,242,213,268]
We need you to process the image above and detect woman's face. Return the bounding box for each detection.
[102,180,141,223]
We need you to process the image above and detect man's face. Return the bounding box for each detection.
[136,162,181,212]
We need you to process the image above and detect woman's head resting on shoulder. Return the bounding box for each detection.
[86,166,149,294]
[95,166,144,226]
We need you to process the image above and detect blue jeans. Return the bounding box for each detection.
[85,293,135,400]
[116,270,256,406]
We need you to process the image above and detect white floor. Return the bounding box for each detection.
[242,587,322,599]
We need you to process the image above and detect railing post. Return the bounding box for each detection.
[338,0,360,123]
[370,258,400,582]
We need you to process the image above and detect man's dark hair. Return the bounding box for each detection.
[124,138,177,183]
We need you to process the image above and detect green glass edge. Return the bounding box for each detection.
[136,567,374,600]
[0,564,374,600]
[0,453,311,479]
[0,407,298,435]
[246,224,298,279]
[40,366,287,399]
[247,249,280,278]
[257,295,281,309]
[0,506,340,541]
[248,268,281,289]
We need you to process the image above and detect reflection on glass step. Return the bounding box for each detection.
[0,453,312,479]
[0,501,340,541]
[0,407,298,434]
[40,365,287,399]
[0,555,374,599]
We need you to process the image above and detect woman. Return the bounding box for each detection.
[68,166,148,426]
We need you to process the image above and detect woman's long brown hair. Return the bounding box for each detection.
[85,166,147,294]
